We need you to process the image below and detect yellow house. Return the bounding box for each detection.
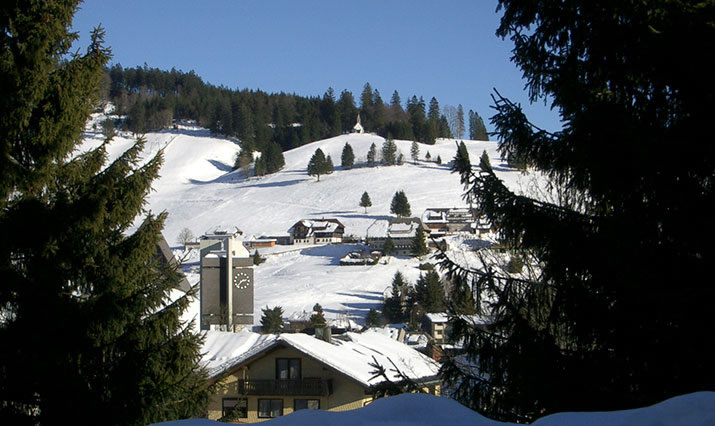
[203,330,441,422]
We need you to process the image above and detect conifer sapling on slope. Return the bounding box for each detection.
[390,190,412,217]
[367,143,377,166]
[411,225,428,257]
[360,191,372,213]
[411,141,420,164]
[307,148,329,181]
[341,142,355,169]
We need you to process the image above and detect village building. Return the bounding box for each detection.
[203,330,441,422]
[366,217,424,256]
[244,236,277,249]
[352,113,364,134]
[288,219,345,245]
[155,234,191,292]
[200,227,255,331]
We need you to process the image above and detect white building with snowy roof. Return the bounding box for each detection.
[366,217,424,256]
[202,330,441,421]
[288,219,345,245]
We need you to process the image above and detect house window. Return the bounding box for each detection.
[276,358,301,380]
[294,399,320,411]
[258,399,283,418]
[222,398,247,418]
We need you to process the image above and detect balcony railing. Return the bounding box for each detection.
[237,379,330,396]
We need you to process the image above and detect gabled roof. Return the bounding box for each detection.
[202,330,440,388]
[289,219,345,235]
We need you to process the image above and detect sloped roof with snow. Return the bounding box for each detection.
[201,330,440,387]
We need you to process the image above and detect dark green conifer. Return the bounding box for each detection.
[411,225,428,257]
[390,191,412,217]
[261,306,284,333]
[360,191,372,213]
[307,148,329,181]
[341,142,355,168]
[0,4,207,423]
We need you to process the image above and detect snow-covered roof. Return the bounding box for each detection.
[425,313,449,323]
[202,330,440,387]
[290,219,344,235]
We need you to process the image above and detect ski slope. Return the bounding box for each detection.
[81,115,534,325]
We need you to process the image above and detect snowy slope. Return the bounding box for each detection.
[81,116,537,325]
[153,391,715,426]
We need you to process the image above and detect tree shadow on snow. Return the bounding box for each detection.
[335,291,384,301]
[243,179,307,189]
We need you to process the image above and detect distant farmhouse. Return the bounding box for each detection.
[421,207,493,238]
[203,330,440,421]
[199,227,254,331]
[366,217,424,256]
[288,219,345,245]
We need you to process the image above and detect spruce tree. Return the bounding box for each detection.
[341,142,355,169]
[326,155,334,174]
[411,225,428,257]
[360,191,372,213]
[479,149,492,171]
[410,141,420,164]
[382,236,395,257]
[381,138,397,165]
[366,309,381,327]
[307,148,328,181]
[0,5,207,424]
[253,249,262,265]
[367,143,377,166]
[415,271,444,313]
[452,141,472,186]
[390,191,412,217]
[260,306,284,333]
[441,0,715,421]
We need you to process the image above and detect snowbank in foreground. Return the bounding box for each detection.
[153,391,715,426]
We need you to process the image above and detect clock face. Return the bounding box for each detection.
[233,271,251,290]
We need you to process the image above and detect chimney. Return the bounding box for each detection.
[315,325,332,343]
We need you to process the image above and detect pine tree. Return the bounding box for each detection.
[426,151,431,161]
[261,306,284,333]
[382,236,395,257]
[469,109,488,141]
[452,141,472,186]
[326,155,334,174]
[415,271,444,313]
[309,303,327,327]
[341,142,355,169]
[411,225,428,257]
[436,155,442,165]
[390,191,412,217]
[367,143,377,166]
[441,1,715,421]
[381,138,397,165]
[0,5,207,424]
[366,309,381,327]
[360,191,372,213]
[456,104,465,139]
[410,141,420,164]
[307,148,329,181]
[479,149,492,171]
[253,249,262,265]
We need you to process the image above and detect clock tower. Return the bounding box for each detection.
[199,227,254,331]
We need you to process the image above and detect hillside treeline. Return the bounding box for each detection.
[103,65,480,156]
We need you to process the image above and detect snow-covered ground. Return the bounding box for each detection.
[154,391,715,426]
[81,113,534,326]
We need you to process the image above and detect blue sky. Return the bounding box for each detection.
[71,0,561,135]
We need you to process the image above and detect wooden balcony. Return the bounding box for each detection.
[237,379,331,396]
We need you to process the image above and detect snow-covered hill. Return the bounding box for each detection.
[81,117,533,325]
[154,391,715,426]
